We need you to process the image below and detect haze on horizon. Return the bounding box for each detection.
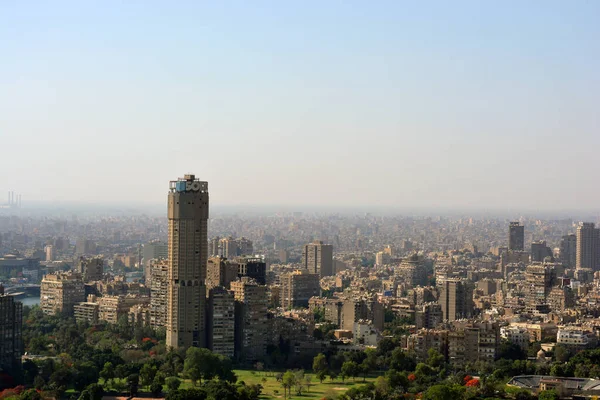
[1,1,599,211]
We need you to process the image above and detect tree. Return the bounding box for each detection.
[341,361,359,381]
[20,389,42,400]
[538,390,560,400]
[282,370,296,399]
[33,375,45,390]
[166,376,181,392]
[426,348,445,369]
[140,364,158,388]
[184,347,217,385]
[422,384,465,400]
[150,382,163,397]
[82,383,104,400]
[313,353,329,383]
[127,374,139,397]
[554,345,570,363]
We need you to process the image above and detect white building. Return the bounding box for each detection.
[501,326,530,351]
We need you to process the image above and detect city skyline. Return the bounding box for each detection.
[2,1,600,210]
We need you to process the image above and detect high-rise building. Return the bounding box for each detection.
[220,237,238,259]
[576,222,600,271]
[40,272,85,315]
[280,270,321,309]
[439,278,474,321]
[0,286,23,374]
[209,237,221,257]
[415,303,443,329]
[78,256,104,282]
[531,241,553,262]
[150,261,169,329]
[302,240,333,278]
[206,256,238,290]
[143,241,168,267]
[207,286,235,358]
[509,222,525,251]
[232,277,268,362]
[237,237,253,256]
[166,174,209,349]
[75,238,96,256]
[45,245,55,262]
[236,257,267,285]
[559,234,577,268]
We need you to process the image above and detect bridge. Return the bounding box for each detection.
[4,284,41,295]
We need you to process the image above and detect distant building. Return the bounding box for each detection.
[509,222,525,251]
[40,272,85,315]
[78,256,104,282]
[302,240,333,278]
[142,241,168,267]
[45,245,55,262]
[406,329,448,361]
[415,303,443,329]
[206,256,238,290]
[149,261,168,328]
[501,326,530,351]
[0,287,23,374]
[207,286,235,358]
[280,270,320,309]
[557,327,597,350]
[236,257,267,285]
[559,234,577,268]
[439,279,474,321]
[531,241,553,262]
[74,296,99,324]
[75,238,96,256]
[576,222,600,270]
[232,277,268,362]
[448,321,500,367]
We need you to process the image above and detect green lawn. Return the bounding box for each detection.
[233,370,378,400]
[102,370,378,400]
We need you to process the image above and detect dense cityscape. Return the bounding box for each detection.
[1,175,600,400]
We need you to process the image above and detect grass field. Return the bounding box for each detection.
[101,370,377,400]
[232,370,377,400]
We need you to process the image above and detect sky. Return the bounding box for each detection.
[1,1,599,211]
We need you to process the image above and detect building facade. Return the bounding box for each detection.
[166,174,209,349]
[302,240,333,278]
[207,286,235,358]
[40,272,85,315]
[280,270,321,309]
[0,289,23,374]
[576,222,600,271]
[232,277,268,362]
[439,279,474,321]
[509,222,525,251]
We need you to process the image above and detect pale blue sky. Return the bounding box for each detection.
[1,1,599,210]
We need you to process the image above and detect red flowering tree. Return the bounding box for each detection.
[407,373,416,382]
[465,379,480,387]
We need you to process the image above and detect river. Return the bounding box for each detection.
[19,296,40,307]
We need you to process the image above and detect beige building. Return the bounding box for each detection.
[78,256,104,282]
[150,261,169,328]
[74,296,100,323]
[40,272,85,315]
[206,256,238,290]
[406,329,448,361]
[302,240,333,278]
[207,286,235,358]
[448,321,500,367]
[280,269,320,309]
[439,278,474,321]
[166,174,209,349]
[232,277,268,361]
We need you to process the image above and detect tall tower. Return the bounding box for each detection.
[576,222,600,271]
[508,222,524,251]
[302,240,333,277]
[439,278,474,321]
[166,174,209,349]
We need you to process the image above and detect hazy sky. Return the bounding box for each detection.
[1,1,599,210]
